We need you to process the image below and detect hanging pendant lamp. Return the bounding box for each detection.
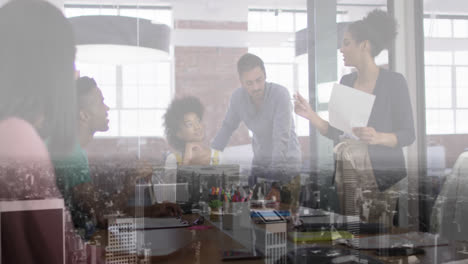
[69,15,171,64]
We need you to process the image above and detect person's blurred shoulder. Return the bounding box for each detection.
[269,82,290,96]
[0,117,50,162]
[0,118,60,199]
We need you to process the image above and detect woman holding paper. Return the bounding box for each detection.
[294,10,415,226]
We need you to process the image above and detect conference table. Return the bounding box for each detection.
[147,213,468,264]
[90,210,468,264]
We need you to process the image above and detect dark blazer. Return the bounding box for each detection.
[326,68,416,191]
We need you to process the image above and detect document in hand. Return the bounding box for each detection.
[329,83,376,134]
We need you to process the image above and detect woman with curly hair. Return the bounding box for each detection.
[162,96,222,183]
[295,10,415,226]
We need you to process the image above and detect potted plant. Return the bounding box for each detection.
[208,199,223,221]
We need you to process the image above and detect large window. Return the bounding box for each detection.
[424,17,468,134]
[65,5,173,137]
[76,63,172,137]
[247,8,385,137]
[248,9,307,135]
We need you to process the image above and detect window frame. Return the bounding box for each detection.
[66,4,174,138]
[424,14,468,135]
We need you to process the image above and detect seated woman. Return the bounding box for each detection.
[161,96,222,184]
[161,96,291,205]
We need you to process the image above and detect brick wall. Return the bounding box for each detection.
[174,20,250,148]
[427,134,468,168]
[86,137,169,164]
[86,19,251,162]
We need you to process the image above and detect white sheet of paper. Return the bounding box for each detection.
[328,83,376,134]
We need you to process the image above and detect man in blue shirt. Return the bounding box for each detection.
[212,53,301,184]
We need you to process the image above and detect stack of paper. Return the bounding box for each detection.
[329,83,376,134]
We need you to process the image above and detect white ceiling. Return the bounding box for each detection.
[64,0,384,9]
[63,0,468,15]
[337,0,386,5]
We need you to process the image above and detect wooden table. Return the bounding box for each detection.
[152,215,468,264]
[153,221,263,264]
[91,214,468,264]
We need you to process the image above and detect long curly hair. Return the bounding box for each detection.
[347,9,397,57]
[163,96,204,152]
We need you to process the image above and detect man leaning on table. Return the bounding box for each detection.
[211,53,301,186]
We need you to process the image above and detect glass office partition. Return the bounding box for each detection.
[305,0,388,212]
[423,0,468,239]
